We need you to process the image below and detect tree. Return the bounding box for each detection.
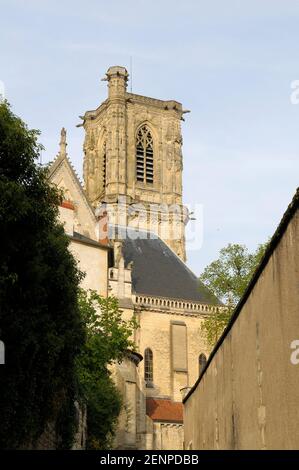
[200,243,267,348]
[200,309,232,349]
[76,289,137,450]
[0,101,85,449]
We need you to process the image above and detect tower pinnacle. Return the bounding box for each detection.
[103,66,129,99]
[57,127,67,159]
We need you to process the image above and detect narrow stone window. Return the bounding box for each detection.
[144,348,153,387]
[136,125,154,183]
[199,353,207,375]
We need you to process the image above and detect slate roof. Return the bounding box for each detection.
[70,231,109,249]
[110,226,221,304]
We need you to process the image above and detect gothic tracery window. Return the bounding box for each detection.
[136,125,154,184]
[199,353,207,375]
[144,348,153,386]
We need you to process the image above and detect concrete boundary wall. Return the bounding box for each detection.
[183,190,299,450]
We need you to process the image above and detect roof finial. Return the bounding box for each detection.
[58,127,67,158]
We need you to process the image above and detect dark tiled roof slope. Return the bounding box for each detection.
[111,226,221,304]
[71,231,109,249]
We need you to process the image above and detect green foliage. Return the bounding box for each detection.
[200,242,267,348]
[200,309,232,348]
[0,101,85,449]
[76,289,137,450]
[200,243,267,307]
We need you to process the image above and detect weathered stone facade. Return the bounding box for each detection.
[49,67,220,450]
[49,131,109,297]
[82,66,188,260]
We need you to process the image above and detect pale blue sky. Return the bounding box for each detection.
[1,0,299,274]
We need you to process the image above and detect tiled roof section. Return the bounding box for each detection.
[60,200,75,210]
[146,398,183,423]
[110,226,221,304]
[70,231,110,249]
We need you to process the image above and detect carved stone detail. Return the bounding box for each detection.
[82,66,188,260]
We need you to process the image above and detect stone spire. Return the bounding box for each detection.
[57,127,67,158]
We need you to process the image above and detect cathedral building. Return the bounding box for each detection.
[49,66,222,450]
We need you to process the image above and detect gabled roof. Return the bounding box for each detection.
[110,226,221,304]
[48,152,96,223]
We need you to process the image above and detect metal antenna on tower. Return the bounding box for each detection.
[130,56,133,93]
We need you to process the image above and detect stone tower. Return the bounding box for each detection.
[82,66,189,260]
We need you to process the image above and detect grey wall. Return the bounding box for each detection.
[184,207,299,450]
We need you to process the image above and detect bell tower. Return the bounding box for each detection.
[82,66,189,260]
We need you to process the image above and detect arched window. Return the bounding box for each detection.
[144,348,153,386]
[199,353,207,375]
[136,125,154,184]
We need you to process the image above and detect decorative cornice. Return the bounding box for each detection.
[160,423,183,428]
[134,294,224,317]
[83,99,109,123]
[126,92,182,112]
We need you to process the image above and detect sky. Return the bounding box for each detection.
[1,0,299,275]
